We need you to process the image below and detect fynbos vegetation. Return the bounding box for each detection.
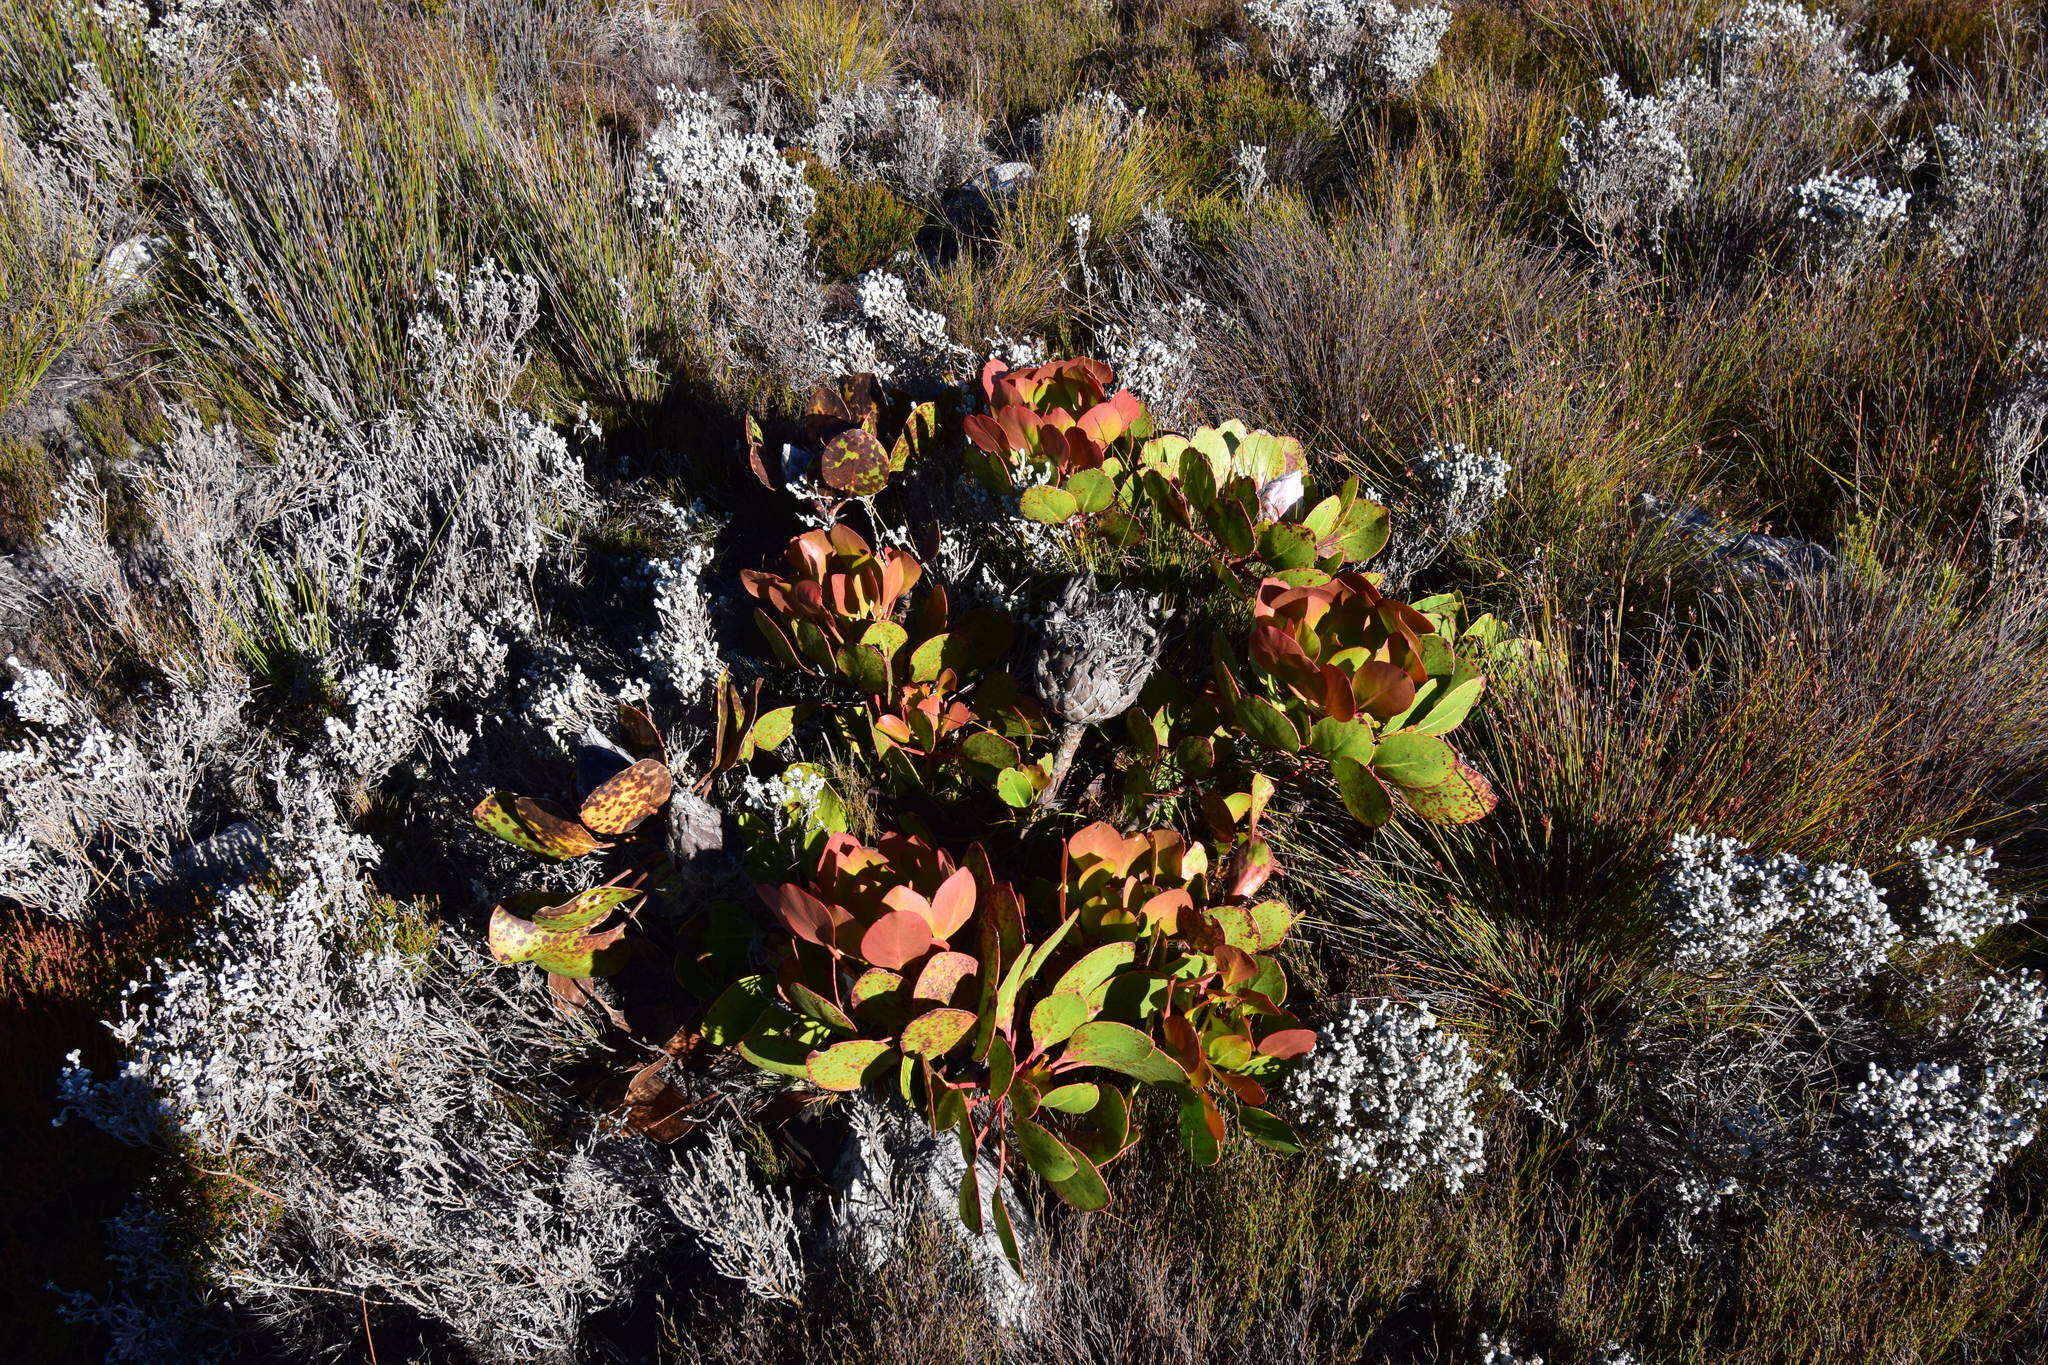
[7,1,2048,1363]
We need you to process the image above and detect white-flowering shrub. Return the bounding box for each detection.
[1927,113,2048,259]
[1097,294,1210,430]
[1828,1061,2046,1262]
[1415,442,1511,539]
[809,269,968,388]
[1791,170,1909,274]
[631,86,825,378]
[1561,76,1700,252]
[1477,1334,1545,1365]
[57,766,689,1359]
[1703,2,1911,109]
[1656,831,1900,980]
[238,56,340,158]
[0,656,247,919]
[1246,0,1452,123]
[807,80,989,200]
[642,538,725,709]
[1898,838,2025,946]
[96,0,260,82]
[1563,6,1910,260]
[1287,997,1487,1193]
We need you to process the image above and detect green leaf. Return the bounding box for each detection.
[996,766,1037,807]
[806,1038,890,1090]
[1053,942,1135,998]
[1019,484,1080,524]
[738,1028,813,1079]
[1237,1105,1305,1153]
[1399,758,1499,825]
[956,1126,983,1234]
[909,633,951,682]
[703,975,773,1045]
[1067,467,1116,514]
[987,1031,1016,1102]
[1371,731,1455,789]
[1064,1020,1189,1085]
[1029,991,1093,1053]
[1037,1082,1101,1114]
[1257,522,1318,570]
[786,981,857,1034]
[900,1007,979,1058]
[1046,1139,1111,1211]
[487,904,628,979]
[961,730,1020,769]
[835,644,892,696]
[1234,695,1301,754]
[991,1188,1023,1275]
[1178,1092,1224,1166]
[1013,1115,1078,1182]
[1332,756,1393,827]
[1073,1083,1131,1164]
[1307,716,1377,763]
[1410,675,1486,736]
[527,885,639,931]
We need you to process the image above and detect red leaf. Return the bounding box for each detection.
[861,909,934,969]
[928,866,977,942]
[1257,1028,1317,1060]
[758,883,836,947]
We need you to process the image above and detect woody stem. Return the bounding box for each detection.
[1036,722,1086,810]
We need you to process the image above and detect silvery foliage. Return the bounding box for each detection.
[631,86,826,379]
[1791,169,1909,275]
[57,766,690,1359]
[1827,1060,2046,1262]
[1656,831,1900,982]
[0,655,247,919]
[1234,140,1271,204]
[1286,997,1487,1193]
[807,79,991,201]
[826,1093,1037,1333]
[1896,837,2025,947]
[656,1120,806,1303]
[1979,338,2048,575]
[810,269,970,389]
[1561,76,1698,253]
[1245,0,1452,123]
[151,261,586,783]
[634,500,726,710]
[1563,5,1910,256]
[94,0,259,82]
[56,1202,226,1365]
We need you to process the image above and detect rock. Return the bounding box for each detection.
[1638,494,1834,584]
[945,161,1035,230]
[825,1094,1037,1336]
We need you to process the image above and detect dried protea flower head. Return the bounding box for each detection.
[1028,576,1164,726]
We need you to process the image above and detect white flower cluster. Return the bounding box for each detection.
[1246,0,1452,123]
[1477,1335,1545,1365]
[740,762,828,835]
[97,0,261,81]
[239,56,341,158]
[1832,1060,2045,1262]
[1704,2,1911,109]
[1286,997,1487,1193]
[1415,442,1511,539]
[810,269,968,388]
[1657,831,1901,979]
[642,538,725,709]
[57,767,687,1358]
[1900,837,2024,946]
[1097,294,1210,430]
[1234,140,1270,203]
[1791,170,1909,273]
[1928,114,2048,258]
[807,80,990,200]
